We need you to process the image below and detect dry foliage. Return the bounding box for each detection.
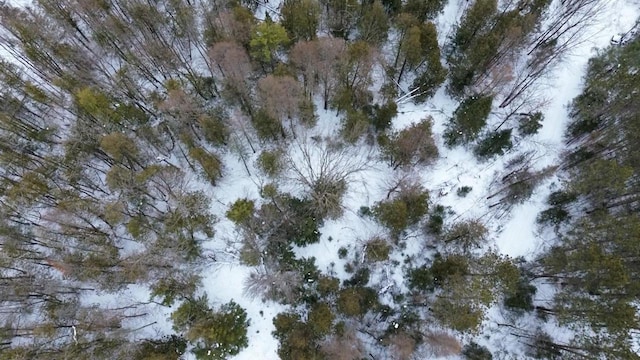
[257,75,302,122]
[384,331,417,360]
[286,137,371,219]
[423,331,462,357]
[290,37,347,108]
[320,327,365,360]
[243,268,301,303]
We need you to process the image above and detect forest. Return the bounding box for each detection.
[0,0,638,359]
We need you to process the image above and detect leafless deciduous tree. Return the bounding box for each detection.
[286,137,372,218]
[243,268,302,303]
[320,326,366,360]
[257,75,303,135]
[209,41,253,113]
[422,331,462,357]
[290,37,347,109]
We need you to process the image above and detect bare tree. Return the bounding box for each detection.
[257,75,303,136]
[320,326,366,360]
[209,41,253,113]
[290,37,347,109]
[243,268,302,303]
[286,137,372,219]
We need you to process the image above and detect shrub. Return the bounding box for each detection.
[407,266,434,291]
[226,198,255,224]
[188,147,222,185]
[337,287,379,317]
[368,101,398,132]
[257,150,283,177]
[338,247,348,259]
[426,204,448,235]
[298,97,318,127]
[462,342,493,360]
[252,108,283,140]
[150,274,200,306]
[373,198,409,236]
[374,182,429,236]
[307,302,335,336]
[343,268,370,287]
[441,219,488,252]
[198,112,228,146]
[134,335,187,360]
[456,186,472,197]
[379,117,438,169]
[316,275,340,297]
[430,254,469,288]
[536,206,570,226]
[365,237,391,262]
[341,109,369,143]
[518,112,543,136]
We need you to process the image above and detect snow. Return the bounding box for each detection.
[169,0,640,358]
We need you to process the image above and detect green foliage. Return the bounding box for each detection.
[441,219,488,252]
[188,147,222,185]
[518,112,543,136]
[338,247,348,259]
[402,0,447,21]
[316,275,340,297]
[426,204,448,235]
[198,112,228,146]
[368,101,398,132]
[431,294,485,332]
[473,129,513,159]
[537,191,578,226]
[307,302,334,336]
[337,287,379,317]
[100,132,139,162]
[379,117,438,168]
[252,109,283,140]
[341,109,369,143]
[373,199,409,235]
[343,267,370,287]
[456,186,472,197]
[280,0,320,42]
[298,97,318,127]
[411,64,447,102]
[357,1,389,47]
[150,274,199,306]
[134,335,187,360]
[172,297,249,359]
[257,149,284,177]
[273,313,323,360]
[226,198,255,224]
[461,342,493,360]
[373,184,429,236]
[504,277,537,312]
[407,266,434,291]
[333,41,374,112]
[444,95,493,147]
[409,22,447,102]
[76,86,112,117]
[430,254,469,288]
[250,21,290,65]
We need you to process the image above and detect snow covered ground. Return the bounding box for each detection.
[200,1,640,359]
